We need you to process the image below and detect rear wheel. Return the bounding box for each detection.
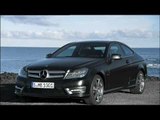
[84,75,104,105]
[130,71,145,94]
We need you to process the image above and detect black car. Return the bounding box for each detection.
[15,41,147,105]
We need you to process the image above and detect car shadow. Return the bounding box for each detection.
[0,84,85,105]
[117,89,131,94]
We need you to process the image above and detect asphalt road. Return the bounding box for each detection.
[0,80,159,105]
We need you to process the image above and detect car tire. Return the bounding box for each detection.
[130,71,145,94]
[84,75,104,105]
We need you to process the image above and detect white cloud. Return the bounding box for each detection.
[2,29,158,41]
[2,16,59,27]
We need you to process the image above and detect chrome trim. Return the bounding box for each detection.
[28,74,41,78]
[28,70,40,78]
[48,71,65,74]
[28,70,40,73]
[15,86,24,93]
[64,70,70,79]
[48,75,64,78]
[28,70,66,79]
[112,55,121,60]
[15,86,23,90]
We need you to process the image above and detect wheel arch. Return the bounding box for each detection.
[137,63,147,79]
[96,71,106,89]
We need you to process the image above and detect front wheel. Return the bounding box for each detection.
[84,75,104,105]
[130,71,145,94]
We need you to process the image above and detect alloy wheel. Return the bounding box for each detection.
[92,77,104,103]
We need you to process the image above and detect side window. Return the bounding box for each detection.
[94,46,106,54]
[109,44,124,56]
[121,44,134,56]
[56,46,76,57]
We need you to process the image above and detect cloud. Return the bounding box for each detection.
[1,31,63,40]
[1,29,158,41]
[106,30,155,39]
[2,16,59,27]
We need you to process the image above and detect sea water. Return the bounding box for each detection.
[1,47,159,77]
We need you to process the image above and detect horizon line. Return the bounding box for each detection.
[1,46,159,49]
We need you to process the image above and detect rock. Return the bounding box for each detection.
[0,72,18,84]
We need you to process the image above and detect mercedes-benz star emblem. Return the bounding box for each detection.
[40,70,47,79]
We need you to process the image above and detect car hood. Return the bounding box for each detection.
[27,57,103,70]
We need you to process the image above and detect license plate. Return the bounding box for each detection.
[31,82,54,89]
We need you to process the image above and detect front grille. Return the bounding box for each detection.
[28,70,40,78]
[28,70,65,79]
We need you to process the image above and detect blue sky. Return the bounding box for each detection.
[1,15,159,48]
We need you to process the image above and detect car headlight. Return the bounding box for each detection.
[18,67,27,78]
[64,68,88,79]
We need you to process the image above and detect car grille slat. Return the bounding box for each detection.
[28,70,40,78]
[48,71,65,74]
[28,70,65,79]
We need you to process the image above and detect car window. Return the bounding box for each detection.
[121,44,134,56]
[54,43,106,58]
[94,46,106,54]
[56,46,77,57]
[109,44,124,56]
[78,45,105,58]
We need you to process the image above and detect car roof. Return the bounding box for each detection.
[70,40,123,44]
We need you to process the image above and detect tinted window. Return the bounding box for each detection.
[54,43,107,58]
[94,46,106,53]
[109,44,124,56]
[56,46,77,57]
[78,46,105,58]
[121,44,134,56]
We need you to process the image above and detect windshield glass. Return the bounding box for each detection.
[53,43,107,58]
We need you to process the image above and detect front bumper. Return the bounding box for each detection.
[15,76,90,98]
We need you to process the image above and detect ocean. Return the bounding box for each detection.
[1,47,160,77]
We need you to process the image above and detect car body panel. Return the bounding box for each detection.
[15,41,147,100]
[27,58,102,70]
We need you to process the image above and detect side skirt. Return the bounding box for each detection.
[104,87,123,94]
[103,85,136,94]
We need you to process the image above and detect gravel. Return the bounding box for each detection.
[0,72,159,105]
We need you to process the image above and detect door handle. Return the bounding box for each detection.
[126,60,130,64]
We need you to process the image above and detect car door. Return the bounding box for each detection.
[120,43,136,86]
[107,43,129,89]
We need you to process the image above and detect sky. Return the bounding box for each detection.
[1,15,159,48]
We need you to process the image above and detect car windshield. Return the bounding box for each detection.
[53,43,107,58]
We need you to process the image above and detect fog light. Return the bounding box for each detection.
[78,80,83,86]
[65,86,86,95]
[65,88,73,94]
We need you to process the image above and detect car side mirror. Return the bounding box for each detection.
[46,53,53,58]
[105,54,121,64]
[111,54,121,60]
